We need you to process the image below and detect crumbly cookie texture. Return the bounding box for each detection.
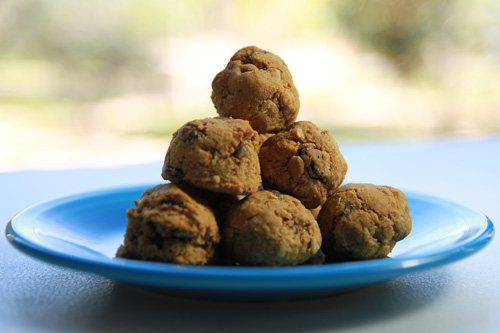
[317,183,412,260]
[116,183,221,265]
[259,121,348,209]
[161,117,262,195]
[223,190,322,266]
[211,46,300,134]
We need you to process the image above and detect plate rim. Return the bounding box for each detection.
[4,184,495,295]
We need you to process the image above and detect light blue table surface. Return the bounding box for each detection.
[1,135,499,333]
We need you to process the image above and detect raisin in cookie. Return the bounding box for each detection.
[223,190,322,266]
[259,121,348,209]
[162,117,262,195]
[211,46,300,134]
[116,183,221,265]
[317,183,412,260]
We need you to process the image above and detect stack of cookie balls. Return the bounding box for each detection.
[116,46,412,266]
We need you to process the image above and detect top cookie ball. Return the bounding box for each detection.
[211,46,300,134]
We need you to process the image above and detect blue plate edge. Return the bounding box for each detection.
[4,184,496,296]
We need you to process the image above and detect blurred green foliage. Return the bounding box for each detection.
[334,0,494,76]
[0,0,499,137]
[2,0,496,95]
[335,0,438,75]
[0,0,167,101]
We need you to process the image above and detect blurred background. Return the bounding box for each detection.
[1,0,499,171]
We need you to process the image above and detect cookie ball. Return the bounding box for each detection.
[211,46,300,134]
[259,121,348,209]
[223,190,322,266]
[317,183,412,260]
[162,117,262,195]
[116,183,221,265]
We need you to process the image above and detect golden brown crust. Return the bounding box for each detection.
[116,183,220,265]
[211,46,300,134]
[161,117,262,195]
[223,190,322,266]
[259,121,348,209]
[317,183,412,260]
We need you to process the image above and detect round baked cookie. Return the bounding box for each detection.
[116,183,221,265]
[162,117,262,195]
[223,190,322,266]
[259,121,348,209]
[211,46,300,134]
[317,183,412,260]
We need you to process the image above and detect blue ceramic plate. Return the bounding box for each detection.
[5,184,494,301]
